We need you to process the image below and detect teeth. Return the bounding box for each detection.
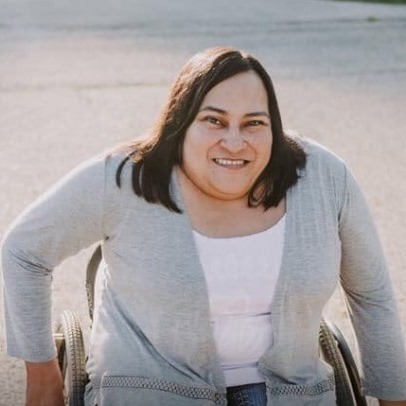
[214,158,246,166]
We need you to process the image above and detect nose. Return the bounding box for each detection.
[220,127,246,153]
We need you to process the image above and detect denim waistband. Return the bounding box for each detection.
[226,382,267,406]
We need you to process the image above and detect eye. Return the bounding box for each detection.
[246,120,267,127]
[204,116,224,127]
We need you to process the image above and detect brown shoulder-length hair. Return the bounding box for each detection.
[116,46,306,213]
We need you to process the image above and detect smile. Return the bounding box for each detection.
[213,158,248,167]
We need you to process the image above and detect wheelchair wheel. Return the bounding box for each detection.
[322,319,367,406]
[319,318,356,405]
[55,310,87,406]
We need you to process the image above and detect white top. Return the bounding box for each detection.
[193,215,286,387]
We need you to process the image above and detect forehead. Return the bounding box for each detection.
[200,71,268,112]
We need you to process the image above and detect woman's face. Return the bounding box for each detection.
[181,70,272,203]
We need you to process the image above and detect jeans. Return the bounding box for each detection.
[226,382,267,406]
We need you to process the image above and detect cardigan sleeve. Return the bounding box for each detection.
[1,156,108,362]
[338,164,406,400]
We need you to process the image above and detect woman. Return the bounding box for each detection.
[2,47,406,406]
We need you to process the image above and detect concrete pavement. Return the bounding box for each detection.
[1,0,406,404]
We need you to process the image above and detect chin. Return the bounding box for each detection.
[211,189,250,201]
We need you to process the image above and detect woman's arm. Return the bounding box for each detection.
[2,156,108,361]
[25,359,64,406]
[338,164,406,401]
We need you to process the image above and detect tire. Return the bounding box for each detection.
[55,310,87,406]
[319,318,355,405]
[323,319,367,406]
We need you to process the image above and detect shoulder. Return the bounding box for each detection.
[289,132,345,168]
[59,149,125,182]
[285,132,354,211]
[77,147,134,193]
[59,148,135,212]
[287,132,347,181]
[104,143,144,188]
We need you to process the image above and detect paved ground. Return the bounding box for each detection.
[1,0,406,404]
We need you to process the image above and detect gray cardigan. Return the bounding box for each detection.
[2,137,406,405]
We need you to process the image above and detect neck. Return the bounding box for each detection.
[175,166,285,238]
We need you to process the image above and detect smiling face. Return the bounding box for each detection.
[180,70,272,204]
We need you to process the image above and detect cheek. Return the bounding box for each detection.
[255,134,273,163]
[263,136,273,155]
[183,127,216,158]
[182,133,207,172]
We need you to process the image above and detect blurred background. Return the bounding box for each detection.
[1,0,406,404]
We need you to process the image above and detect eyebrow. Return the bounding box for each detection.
[199,106,270,118]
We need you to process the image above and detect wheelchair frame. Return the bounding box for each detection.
[54,245,367,406]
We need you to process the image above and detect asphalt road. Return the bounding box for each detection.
[1,0,406,404]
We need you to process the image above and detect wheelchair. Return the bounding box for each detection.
[54,246,367,406]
